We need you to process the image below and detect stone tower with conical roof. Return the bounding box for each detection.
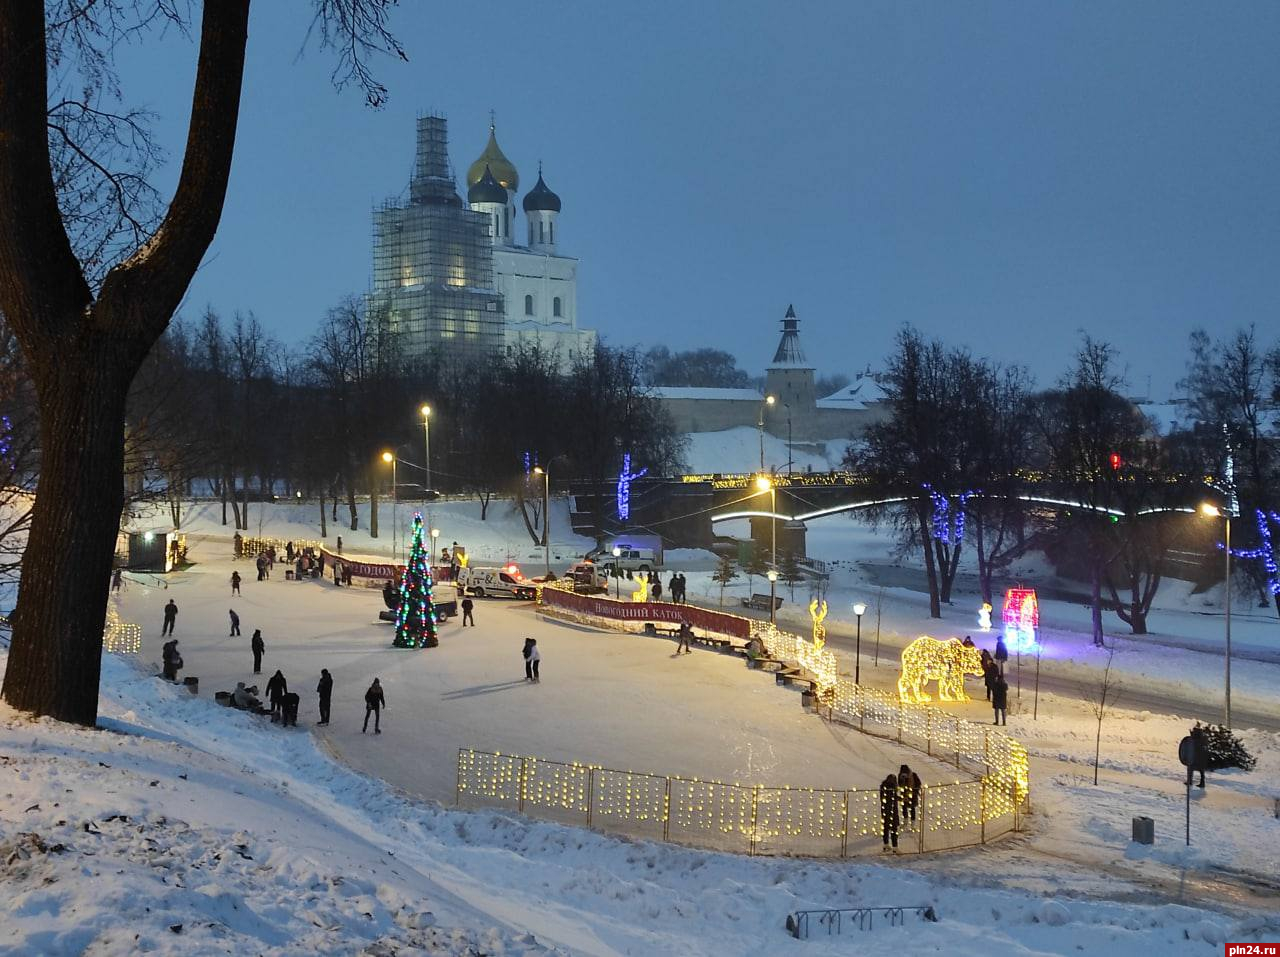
[764,305,817,418]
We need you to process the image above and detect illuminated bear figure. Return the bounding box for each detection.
[897,636,985,704]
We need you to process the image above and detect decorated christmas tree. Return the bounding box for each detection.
[393,513,439,648]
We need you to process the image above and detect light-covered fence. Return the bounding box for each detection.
[518,582,1030,857]
[457,749,1024,856]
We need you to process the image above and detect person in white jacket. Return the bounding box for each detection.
[523,638,541,683]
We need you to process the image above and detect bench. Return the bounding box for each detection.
[743,593,783,612]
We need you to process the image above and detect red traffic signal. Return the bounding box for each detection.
[1108,452,1122,471]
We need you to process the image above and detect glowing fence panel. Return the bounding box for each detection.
[842,787,888,856]
[591,768,668,841]
[456,750,522,807]
[521,758,592,823]
[667,778,753,853]
[753,786,848,857]
[921,782,986,852]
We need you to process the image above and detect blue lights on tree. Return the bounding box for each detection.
[616,453,647,522]
[1229,509,1280,597]
[923,484,975,545]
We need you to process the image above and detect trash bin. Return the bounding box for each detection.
[182,676,198,696]
[1132,816,1154,845]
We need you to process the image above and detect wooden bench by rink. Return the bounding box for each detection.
[742,593,783,612]
[642,621,738,653]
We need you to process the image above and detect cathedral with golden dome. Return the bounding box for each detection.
[368,114,595,367]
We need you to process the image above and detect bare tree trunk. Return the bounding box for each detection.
[345,476,357,532]
[478,489,493,520]
[2,359,129,722]
[318,492,327,538]
[916,502,942,618]
[1090,559,1105,647]
[220,478,228,526]
[370,483,379,539]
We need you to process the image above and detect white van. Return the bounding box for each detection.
[457,565,538,600]
[564,561,609,593]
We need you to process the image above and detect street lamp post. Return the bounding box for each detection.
[532,466,551,576]
[612,546,622,599]
[1201,502,1233,727]
[757,394,776,472]
[420,404,432,494]
[756,476,778,623]
[381,451,396,558]
[853,602,866,685]
[785,403,792,476]
[430,527,440,566]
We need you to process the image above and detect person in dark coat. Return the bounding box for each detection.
[668,574,679,603]
[160,599,178,636]
[461,596,475,627]
[678,573,688,603]
[256,554,267,582]
[316,669,333,726]
[111,568,123,592]
[879,774,900,851]
[265,670,288,720]
[897,764,922,825]
[1187,724,1209,788]
[228,608,241,637]
[983,659,999,701]
[994,636,1009,672]
[251,629,265,674]
[286,541,295,563]
[280,692,300,727]
[161,639,182,681]
[992,675,1009,725]
[336,535,343,554]
[522,637,535,681]
[675,620,693,655]
[231,570,241,596]
[363,678,385,733]
[342,563,353,586]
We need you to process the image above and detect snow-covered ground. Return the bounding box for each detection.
[3,621,1276,953]
[110,544,937,803]
[682,426,850,475]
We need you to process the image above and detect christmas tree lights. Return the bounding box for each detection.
[393,512,439,648]
[616,453,647,521]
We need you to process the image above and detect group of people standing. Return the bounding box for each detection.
[878,764,923,851]
[979,637,1011,726]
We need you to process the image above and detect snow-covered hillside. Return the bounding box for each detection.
[2,641,1272,955]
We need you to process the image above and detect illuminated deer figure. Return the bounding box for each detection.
[808,598,828,651]
[632,576,649,602]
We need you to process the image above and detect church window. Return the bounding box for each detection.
[494,213,500,238]
[553,297,562,318]
[549,220,554,244]
[524,294,534,316]
[539,220,545,243]
[505,207,511,237]
[528,221,533,245]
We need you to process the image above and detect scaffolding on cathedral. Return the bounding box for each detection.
[368,115,506,366]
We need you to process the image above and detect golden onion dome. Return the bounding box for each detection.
[466,126,519,192]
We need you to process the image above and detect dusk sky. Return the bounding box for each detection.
[118,2,1280,396]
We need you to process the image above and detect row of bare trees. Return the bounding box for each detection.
[850,327,1280,640]
[121,300,684,545]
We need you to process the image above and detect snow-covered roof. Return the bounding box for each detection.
[649,387,764,402]
[815,375,887,410]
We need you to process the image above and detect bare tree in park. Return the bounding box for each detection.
[0,3,404,724]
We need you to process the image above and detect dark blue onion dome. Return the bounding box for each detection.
[467,164,508,205]
[522,172,562,213]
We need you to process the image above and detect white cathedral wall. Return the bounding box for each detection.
[493,248,578,331]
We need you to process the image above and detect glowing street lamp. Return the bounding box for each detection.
[430,526,440,565]
[757,394,776,472]
[532,466,551,576]
[382,451,396,557]
[612,546,622,599]
[420,404,432,495]
[756,475,777,622]
[853,602,867,685]
[1201,502,1233,727]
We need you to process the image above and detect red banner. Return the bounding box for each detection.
[541,588,750,640]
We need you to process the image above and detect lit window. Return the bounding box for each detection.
[524,294,534,316]
[553,297,562,317]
